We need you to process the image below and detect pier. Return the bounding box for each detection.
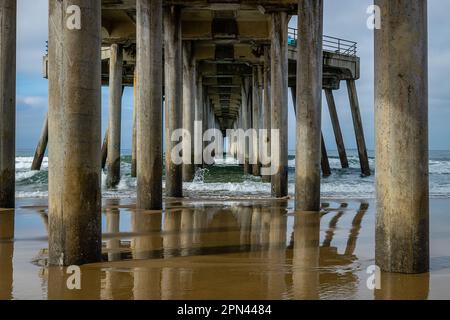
[0,0,429,275]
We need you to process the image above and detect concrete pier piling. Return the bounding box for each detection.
[131,71,137,178]
[321,134,331,177]
[101,127,109,170]
[252,66,261,176]
[375,0,429,274]
[31,113,48,171]
[325,89,349,169]
[347,79,370,177]
[270,11,289,198]
[0,0,16,208]
[164,5,183,197]
[106,44,123,188]
[262,47,271,183]
[195,73,204,167]
[48,0,102,265]
[6,1,395,279]
[182,41,196,182]
[242,78,251,175]
[136,0,163,210]
[295,0,323,211]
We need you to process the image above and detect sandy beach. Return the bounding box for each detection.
[1,197,449,300]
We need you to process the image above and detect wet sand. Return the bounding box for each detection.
[1,198,450,300]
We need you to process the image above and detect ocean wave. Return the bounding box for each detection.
[16,156,48,170]
[12,155,450,199]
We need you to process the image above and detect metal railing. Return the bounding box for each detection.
[288,27,357,57]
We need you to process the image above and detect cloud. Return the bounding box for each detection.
[17,0,48,75]
[13,0,450,150]
[17,95,48,109]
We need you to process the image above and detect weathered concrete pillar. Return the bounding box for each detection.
[321,134,331,177]
[347,79,370,177]
[0,0,16,208]
[241,78,251,174]
[292,86,329,178]
[235,117,241,161]
[48,0,102,266]
[270,12,289,197]
[136,0,163,209]
[295,0,323,211]
[31,113,48,171]
[164,5,183,197]
[262,47,271,183]
[106,44,123,188]
[101,127,108,169]
[252,66,261,176]
[375,0,429,274]
[195,72,204,167]
[325,89,348,168]
[131,70,137,177]
[182,41,195,181]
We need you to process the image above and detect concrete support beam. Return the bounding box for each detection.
[101,127,108,170]
[325,89,348,168]
[321,133,331,177]
[270,11,289,198]
[164,5,183,197]
[48,0,102,266]
[31,113,48,171]
[347,79,370,177]
[375,0,429,274]
[241,78,251,174]
[252,66,261,176]
[262,47,271,183]
[136,0,163,209]
[195,73,204,167]
[0,0,16,208]
[295,0,323,211]
[131,70,137,177]
[106,44,123,188]
[182,41,196,181]
[291,86,329,178]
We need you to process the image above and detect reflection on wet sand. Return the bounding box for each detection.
[292,211,320,300]
[0,199,444,300]
[376,272,429,300]
[0,210,14,300]
[84,201,373,300]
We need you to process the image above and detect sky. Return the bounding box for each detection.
[15,0,450,152]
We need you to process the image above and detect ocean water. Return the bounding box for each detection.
[14,149,450,199]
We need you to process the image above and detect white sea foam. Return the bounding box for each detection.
[16,156,48,170]
[214,157,240,166]
[12,154,450,199]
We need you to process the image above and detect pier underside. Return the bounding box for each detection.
[17,0,428,274]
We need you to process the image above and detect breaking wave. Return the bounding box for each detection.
[13,150,450,199]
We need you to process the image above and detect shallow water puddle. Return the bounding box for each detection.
[1,198,450,300]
